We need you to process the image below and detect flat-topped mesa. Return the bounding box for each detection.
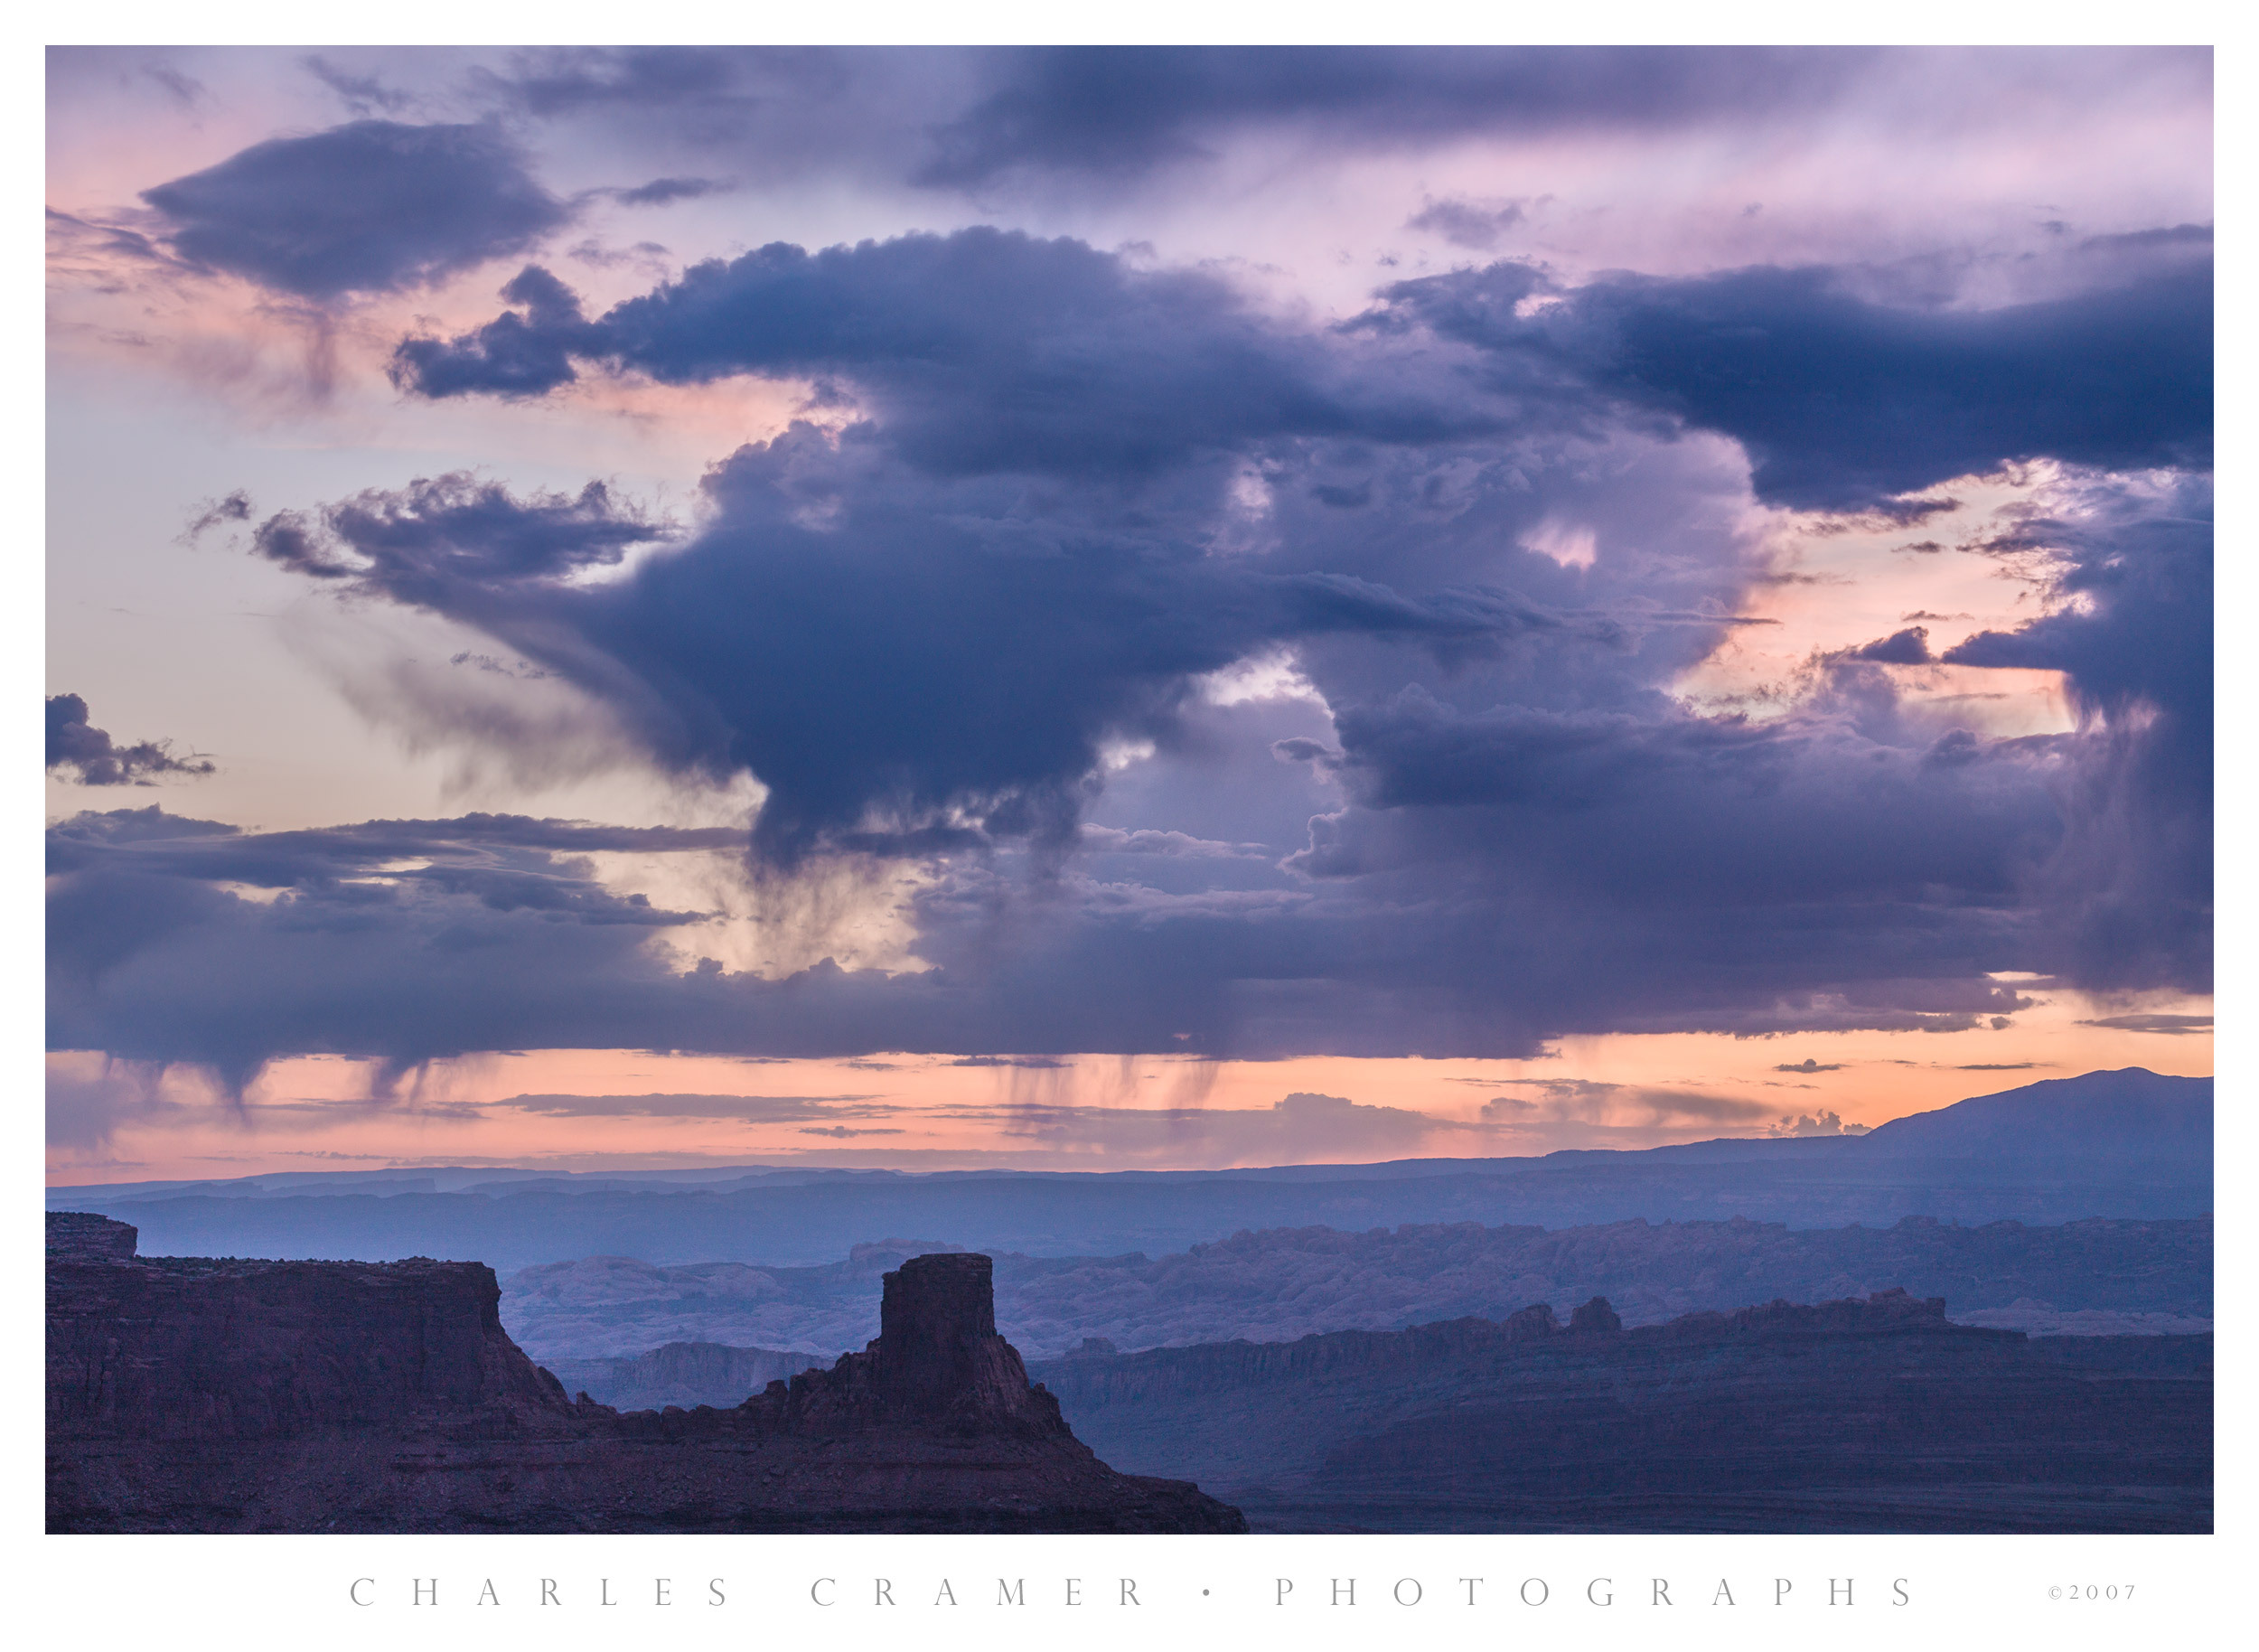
[763,1253,1070,1436]
[874,1253,1017,1406]
[46,1212,136,1262]
[46,1211,579,1442]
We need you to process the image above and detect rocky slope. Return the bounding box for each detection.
[1028,1291,2211,1534]
[46,1216,1242,1534]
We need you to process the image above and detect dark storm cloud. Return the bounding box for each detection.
[393,227,1487,476]
[168,233,2205,1077]
[248,474,670,602]
[394,221,2211,524]
[1245,681,2064,1044]
[1377,255,2213,509]
[1943,473,2211,989]
[25,729,2112,1087]
[140,120,570,299]
[47,855,690,1090]
[70,157,2209,1081]
[914,46,1873,186]
[398,221,2208,525]
[45,803,742,888]
[44,805,737,1088]
[247,430,1592,865]
[1261,473,2212,1013]
[1943,475,2209,751]
[46,695,215,787]
[450,46,1876,197]
[45,804,1373,1082]
[1301,687,2054,905]
[441,48,2207,211]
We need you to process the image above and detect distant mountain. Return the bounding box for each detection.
[1855,1068,2212,1159]
[47,1068,2210,1270]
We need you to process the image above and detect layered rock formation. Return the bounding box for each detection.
[752,1253,1066,1433]
[47,1216,1242,1534]
[46,1210,136,1260]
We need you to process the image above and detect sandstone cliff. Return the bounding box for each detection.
[47,1216,1242,1534]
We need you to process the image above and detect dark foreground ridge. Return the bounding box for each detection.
[46,1215,1243,1534]
[1031,1290,2212,1534]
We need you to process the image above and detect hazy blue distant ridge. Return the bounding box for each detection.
[1853,1068,2211,1159]
[45,1069,2210,1270]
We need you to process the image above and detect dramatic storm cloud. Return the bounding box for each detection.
[392,227,1482,474]
[1943,471,2213,987]
[1373,245,2213,510]
[46,47,2211,1117]
[912,45,1873,185]
[140,119,569,299]
[447,45,1882,197]
[239,427,1598,864]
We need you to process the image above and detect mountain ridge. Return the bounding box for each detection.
[50,1068,2209,1201]
[46,1069,2210,1271]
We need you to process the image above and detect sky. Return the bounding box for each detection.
[44,45,2213,1182]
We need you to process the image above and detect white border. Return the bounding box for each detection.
[17,12,2240,1647]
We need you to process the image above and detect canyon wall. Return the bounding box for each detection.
[46,1216,1242,1535]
